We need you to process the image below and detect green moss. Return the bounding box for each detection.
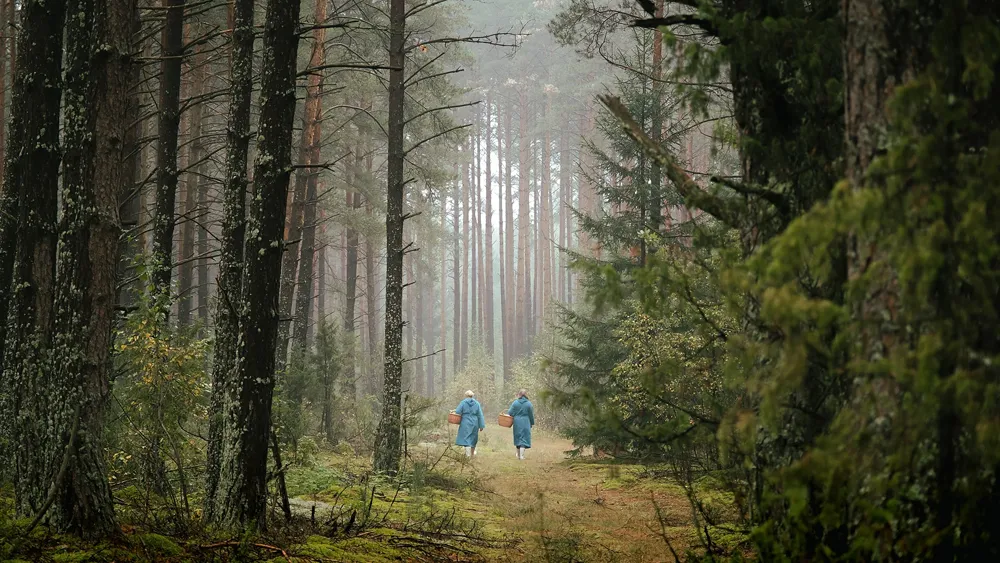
[52,552,98,563]
[133,533,183,557]
[294,534,408,562]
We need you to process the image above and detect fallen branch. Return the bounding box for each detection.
[199,541,291,562]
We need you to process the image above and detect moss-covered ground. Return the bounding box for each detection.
[1,431,710,561]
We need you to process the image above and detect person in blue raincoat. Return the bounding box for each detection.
[454,390,486,457]
[507,389,535,460]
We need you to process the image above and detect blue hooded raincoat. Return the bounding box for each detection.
[507,396,534,448]
[454,397,485,447]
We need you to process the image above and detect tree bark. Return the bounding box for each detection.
[471,131,479,340]
[291,0,327,362]
[276,100,311,376]
[205,0,253,517]
[503,103,514,381]
[151,0,185,304]
[439,220,447,390]
[212,0,300,529]
[540,94,553,326]
[451,172,460,377]
[460,157,469,365]
[316,211,326,341]
[558,129,570,304]
[343,147,363,399]
[117,3,142,313]
[0,1,6,184]
[178,34,206,326]
[515,92,531,359]
[372,0,405,474]
[405,243,415,393]
[364,198,380,395]
[531,132,539,340]
[414,248,425,395]
[3,0,65,523]
[7,0,132,536]
[484,94,495,357]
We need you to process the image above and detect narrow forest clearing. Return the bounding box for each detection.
[279,431,700,562]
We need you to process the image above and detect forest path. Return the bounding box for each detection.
[441,431,695,562]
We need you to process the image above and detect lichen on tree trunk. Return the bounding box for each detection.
[205,0,254,519]
[372,0,406,475]
[212,0,301,527]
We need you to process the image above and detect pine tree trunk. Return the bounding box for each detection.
[151,0,185,303]
[118,3,142,312]
[414,251,425,395]
[372,0,405,474]
[558,129,570,304]
[291,0,326,362]
[344,150,362,399]
[451,173,460,377]
[365,199,380,395]
[178,36,206,326]
[503,104,514,379]
[516,92,530,359]
[3,0,65,522]
[484,96,495,357]
[577,105,596,266]
[0,0,22,368]
[425,285,435,394]
[316,212,326,340]
[45,0,133,533]
[460,157,469,365]
[496,99,506,379]
[470,136,479,342]
[211,0,300,529]
[404,246,414,393]
[541,95,553,326]
[439,231,447,389]
[531,135,539,341]
[205,0,253,517]
[0,2,6,184]
[276,102,312,375]
[474,122,484,339]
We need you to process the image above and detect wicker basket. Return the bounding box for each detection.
[447,411,462,425]
[498,413,514,428]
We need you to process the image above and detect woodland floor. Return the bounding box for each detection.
[1,431,717,562]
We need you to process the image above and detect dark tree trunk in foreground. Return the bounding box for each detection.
[0,4,6,184]
[212,0,301,530]
[4,0,65,523]
[205,0,254,517]
[151,0,185,301]
[373,0,405,474]
[43,0,133,534]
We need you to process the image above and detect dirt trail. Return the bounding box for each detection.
[455,431,694,562]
